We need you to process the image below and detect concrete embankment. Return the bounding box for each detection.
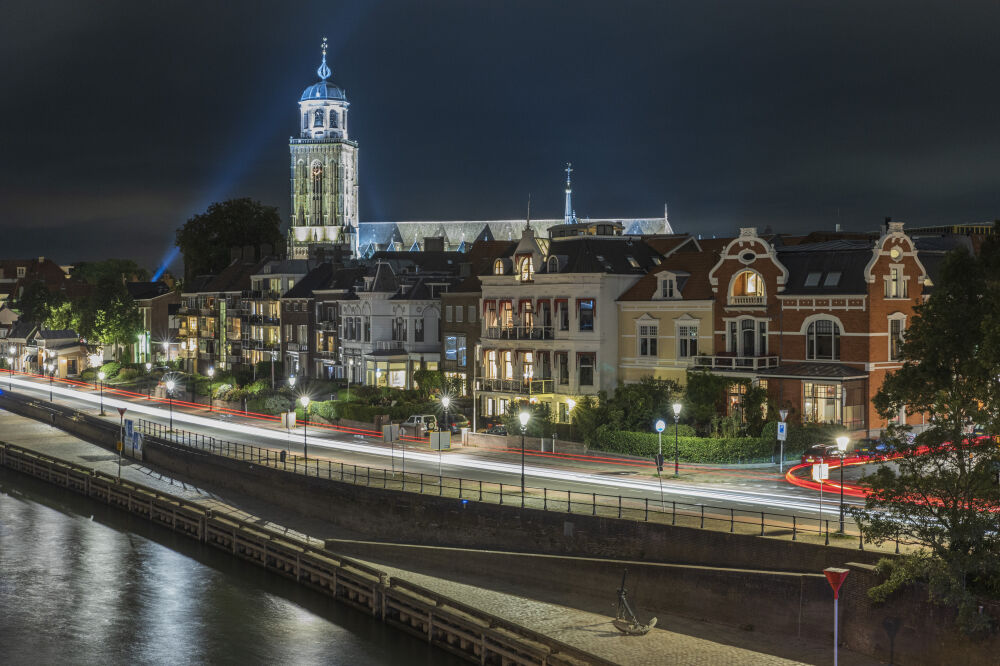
[0,440,608,666]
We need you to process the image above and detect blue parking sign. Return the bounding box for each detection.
[777,422,787,441]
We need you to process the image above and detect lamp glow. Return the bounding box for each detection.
[672,403,682,417]
[441,396,450,409]
[98,371,106,381]
[300,395,310,408]
[518,411,530,427]
[836,435,849,453]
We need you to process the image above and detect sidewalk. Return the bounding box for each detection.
[0,406,882,665]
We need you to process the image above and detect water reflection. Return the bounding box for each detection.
[0,469,458,665]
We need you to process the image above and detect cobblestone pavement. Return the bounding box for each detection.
[0,409,883,665]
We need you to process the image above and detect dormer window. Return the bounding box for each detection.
[548,256,559,273]
[519,256,534,282]
[823,272,841,287]
[493,259,505,275]
[627,256,640,269]
[660,276,677,299]
[804,272,822,287]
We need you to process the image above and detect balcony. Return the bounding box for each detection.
[374,340,404,352]
[478,377,555,395]
[694,354,779,371]
[246,314,280,326]
[484,325,555,341]
[241,289,281,300]
[727,295,765,307]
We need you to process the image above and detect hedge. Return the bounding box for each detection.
[590,424,771,463]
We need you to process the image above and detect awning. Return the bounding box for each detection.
[758,363,867,381]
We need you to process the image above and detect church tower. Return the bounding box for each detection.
[288,38,359,260]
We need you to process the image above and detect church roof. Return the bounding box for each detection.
[300,80,346,102]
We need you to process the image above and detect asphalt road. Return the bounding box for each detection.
[2,373,869,527]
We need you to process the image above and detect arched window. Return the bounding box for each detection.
[313,109,324,127]
[493,259,505,275]
[806,319,840,360]
[519,257,534,282]
[310,163,324,222]
[548,256,559,273]
[329,111,338,128]
[730,270,764,304]
[296,161,306,195]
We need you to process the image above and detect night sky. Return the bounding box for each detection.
[3,1,999,273]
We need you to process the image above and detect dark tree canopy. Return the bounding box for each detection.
[854,235,1000,634]
[176,198,285,284]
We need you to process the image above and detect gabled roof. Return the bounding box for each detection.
[643,235,696,256]
[618,249,717,301]
[36,329,78,340]
[368,262,399,293]
[7,321,38,340]
[200,258,272,294]
[281,263,335,299]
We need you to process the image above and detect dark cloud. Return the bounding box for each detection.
[1,0,999,272]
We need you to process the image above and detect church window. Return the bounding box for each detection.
[311,163,324,221]
[314,109,324,127]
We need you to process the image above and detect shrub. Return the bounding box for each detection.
[247,393,292,415]
[98,361,121,379]
[590,425,772,463]
[115,368,140,382]
[213,383,233,400]
[246,379,270,395]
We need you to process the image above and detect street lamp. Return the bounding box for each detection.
[206,366,215,412]
[98,371,106,416]
[836,435,849,533]
[165,379,175,431]
[145,362,152,400]
[6,354,13,389]
[288,375,296,389]
[671,402,683,476]
[654,419,666,509]
[300,395,311,461]
[519,410,530,507]
[47,362,55,402]
[566,398,576,440]
[440,395,451,478]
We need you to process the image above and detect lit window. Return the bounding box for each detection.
[493,259,505,275]
[519,256,534,282]
[579,300,594,331]
[627,256,640,268]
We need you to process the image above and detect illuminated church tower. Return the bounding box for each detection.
[288,38,359,259]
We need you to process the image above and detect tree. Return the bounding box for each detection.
[15,281,55,322]
[683,370,732,433]
[852,245,1000,633]
[503,399,555,438]
[73,259,149,285]
[176,198,285,283]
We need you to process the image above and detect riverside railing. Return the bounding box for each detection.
[137,419,891,552]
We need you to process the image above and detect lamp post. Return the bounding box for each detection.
[165,379,175,431]
[654,419,666,509]
[206,366,215,411]
[836,435,849,533]
[300,395,311,461]
[47,363,55,402]
[161,341,168,364]
[671,402,682,476]
[519,410,530,507]
[566,398,576,441]
[440,395,450,478]
[289,375,296,389]
[98,371,106,416]
[778,408,789,473]
[145,362,152,399]
[7,354,13,389]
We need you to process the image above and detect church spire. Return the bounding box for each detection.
[317,37,331,80]
[563,162,574,224]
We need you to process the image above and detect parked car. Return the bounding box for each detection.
[442,412,470,434]
[485,424,508,436]
[399,414,437,437]
[801,444,838,465]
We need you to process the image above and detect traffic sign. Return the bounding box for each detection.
[125,419,134,439]
[777,422,787,441]
[654,420,665,433]
[779,409,788,422]
[812,463,829,482]
[117,407,127,417]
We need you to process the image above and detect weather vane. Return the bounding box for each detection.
[317,37,331,80]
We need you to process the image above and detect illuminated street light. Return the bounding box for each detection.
[671,402,683,476]
[836,435,850,533]
[98,371,106,416]
[300,395,311,461]
[47,362,55,401]
[206,366,215,412]
[165,379,176,431]
[440,395,451,478]
[519,410,530,506]
[145,362,152,400]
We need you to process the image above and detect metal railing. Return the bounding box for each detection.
[478,377,555,395]
[484,325,555,341]
[135,418,883,551]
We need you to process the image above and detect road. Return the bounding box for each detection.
[1,372,868,527]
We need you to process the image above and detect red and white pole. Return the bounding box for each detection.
[824,567,850,666]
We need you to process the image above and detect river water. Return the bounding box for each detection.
[0,468,460,665]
